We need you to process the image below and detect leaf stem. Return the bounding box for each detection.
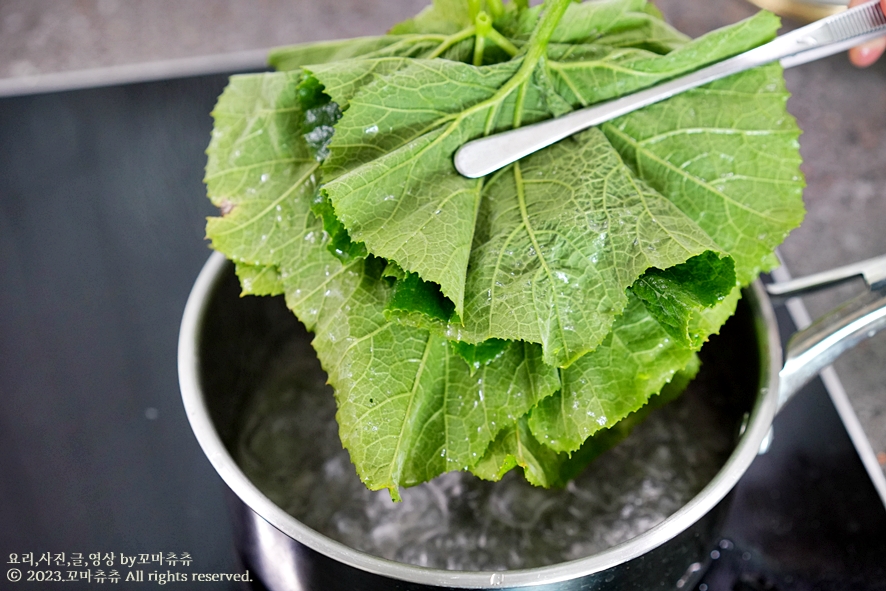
[473,36,487,66]
[486,28,519,57]
[426,26,477,60]
[513,79,528,128]
[487,0,505,19]
[522,0,572,66]
[468,0,482,21]
[473,11,493,66]
[485,0,572,112]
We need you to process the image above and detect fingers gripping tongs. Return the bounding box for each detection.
[454,0,886,179]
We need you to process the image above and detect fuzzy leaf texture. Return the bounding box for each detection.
[313,7,801,365]
[204,68,560,499]
[204,0,804,497]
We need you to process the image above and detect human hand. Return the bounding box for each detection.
[848,0,886,66]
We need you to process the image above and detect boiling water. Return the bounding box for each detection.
[234,337,742,571]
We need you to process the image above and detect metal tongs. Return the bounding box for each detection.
[454,0,886,178]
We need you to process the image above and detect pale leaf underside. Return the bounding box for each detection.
[203,0,804,496]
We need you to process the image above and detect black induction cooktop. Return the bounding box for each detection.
[1,72,884,591]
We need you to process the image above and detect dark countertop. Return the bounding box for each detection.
[656,0,886,474]
[1,74,240,588]
[0,0,426,79]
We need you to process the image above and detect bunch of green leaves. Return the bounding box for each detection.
[204,0,804,500]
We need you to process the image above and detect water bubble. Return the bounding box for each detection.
[234,338,739,572]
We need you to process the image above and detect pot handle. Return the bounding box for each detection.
[771,254,886,411]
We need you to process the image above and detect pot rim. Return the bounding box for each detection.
[178,251,782,589]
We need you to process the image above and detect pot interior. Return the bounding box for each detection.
[197,263,761,572]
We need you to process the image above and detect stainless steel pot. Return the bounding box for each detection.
[178,251,886,591]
